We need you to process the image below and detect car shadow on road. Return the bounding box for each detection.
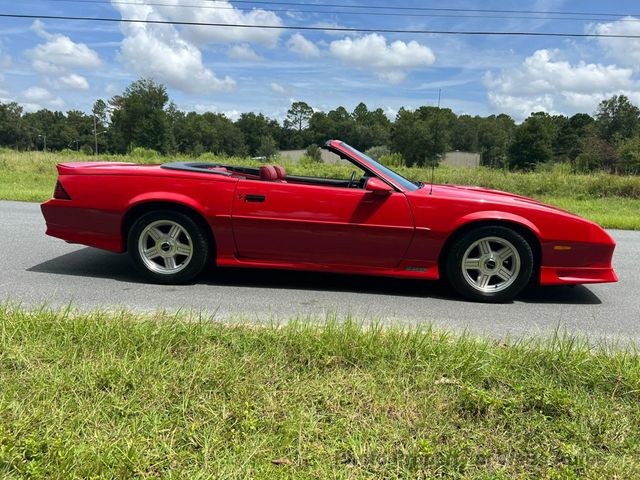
[28,247,602,305]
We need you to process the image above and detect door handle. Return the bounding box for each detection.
[245,194,266,202]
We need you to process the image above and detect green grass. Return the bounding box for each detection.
[2,149,640,229]
[1,306,639,478]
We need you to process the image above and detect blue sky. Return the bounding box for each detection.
[1,0,640,121]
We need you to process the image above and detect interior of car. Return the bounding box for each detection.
[162,161,373,189]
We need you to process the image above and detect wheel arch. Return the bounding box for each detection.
[438,215,542,283]
[122,200,216,257]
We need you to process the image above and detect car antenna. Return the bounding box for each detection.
[429,88,441,196]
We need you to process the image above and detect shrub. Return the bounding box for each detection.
[80,145,93,155]
[256,135,278,159]
[130,147,160,160]
[305,144,322,162]
[379,152,404,167]
[365,145,391,161]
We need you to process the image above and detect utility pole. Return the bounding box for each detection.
[93,114,98,156]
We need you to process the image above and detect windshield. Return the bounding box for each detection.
[339,142,420,192]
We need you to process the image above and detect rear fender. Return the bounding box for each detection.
[126,192,207,215]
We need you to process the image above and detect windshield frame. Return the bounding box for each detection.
[334,142,420,192]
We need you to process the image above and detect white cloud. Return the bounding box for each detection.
[193,104,241,120]
[27,20,101,72]
[485,49,639,119]
[57,74,90,90]
[270,82,286,94]
[21,86,64,109]
[591,17,640,68]
[23,86,53,102]
[329,34,435,83]
[287,33,320,58]
[115,0,282,47]
[312,22,348,37]
[113,3,235,94]
[228,44,263,61]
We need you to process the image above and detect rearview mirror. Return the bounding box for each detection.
[365,177,393,195]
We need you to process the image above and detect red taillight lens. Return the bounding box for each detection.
[53,180,71,200]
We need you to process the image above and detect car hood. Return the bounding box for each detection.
[424,184,575,215]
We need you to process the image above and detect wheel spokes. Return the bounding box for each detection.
[496,266,514,281]
[176,243,191,256]
[478,239,492,256]
[138,220,194,274]
[461,236,522,293]
[463,258,481,270]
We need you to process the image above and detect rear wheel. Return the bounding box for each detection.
[445,226,533,303]
[128,210,209,284]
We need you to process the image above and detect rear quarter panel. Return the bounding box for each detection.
[41,169,237,253]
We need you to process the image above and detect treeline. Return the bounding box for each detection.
[1,78,640,173]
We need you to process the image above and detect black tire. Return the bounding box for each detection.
[444,226,534,303]
[127,210,210,284]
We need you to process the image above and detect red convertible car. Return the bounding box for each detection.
[41,140,617,302]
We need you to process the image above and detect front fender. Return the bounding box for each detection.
[450,210,542,237]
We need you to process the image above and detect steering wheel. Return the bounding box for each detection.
[347,170,357,188]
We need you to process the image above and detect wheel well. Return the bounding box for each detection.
[121,201,216,256]
[438,220,541,282]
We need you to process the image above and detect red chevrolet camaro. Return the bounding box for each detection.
[41,140,617,302]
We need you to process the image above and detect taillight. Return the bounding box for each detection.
[53,180,71,200]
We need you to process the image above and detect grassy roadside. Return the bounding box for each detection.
[1,306,639,478]
[2,150,640,229]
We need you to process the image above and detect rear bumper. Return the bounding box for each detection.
[41,200,124,252]
[539,266,618,285]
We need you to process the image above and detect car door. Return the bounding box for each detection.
[231,179,414,268]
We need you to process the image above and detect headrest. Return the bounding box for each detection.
[273,165,287,180]
[259,165,278,181]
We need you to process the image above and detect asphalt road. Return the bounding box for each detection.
[1,200,638,341]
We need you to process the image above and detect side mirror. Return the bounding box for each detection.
[365,177,393,195]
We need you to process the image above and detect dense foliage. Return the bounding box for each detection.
[1,79,640,173]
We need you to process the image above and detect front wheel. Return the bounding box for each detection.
[128,210,209,284]
[445,226,534,303]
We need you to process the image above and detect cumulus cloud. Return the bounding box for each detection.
[228,44,263,61]
[485,49,639,119]
[286,33,320,58]
[114,0,282,47]
[57,74,90,90]
[591,17,640,68]
[270,82,286,94]
[21,85,64,110]
[27,20,101,72]
[23,86,53,103]
[111,3,238,93]
[113,3,236,94]
[329,34,435,83]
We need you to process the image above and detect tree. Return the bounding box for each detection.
[390,106,453,167]
[596,95,640,142]
[508,113,554,170]
[256,135,278,159]
[284,101,313,132]
[477,115,515,168]
[236,112,280,155]
[617,136,640,173]
[576,134,619,172]
[0,102,26,149]
[109,79,173,153]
